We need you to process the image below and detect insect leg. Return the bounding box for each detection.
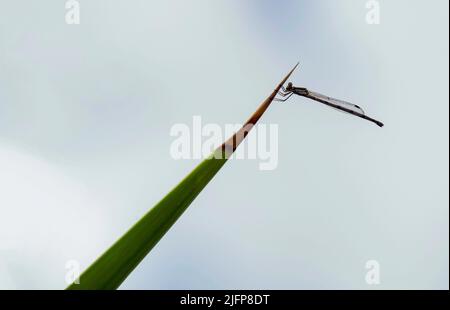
[274,93,294,102]
[277,91,292,97]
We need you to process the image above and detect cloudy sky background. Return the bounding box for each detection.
[0,0,448,289]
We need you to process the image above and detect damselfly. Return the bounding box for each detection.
[275,82,384,127]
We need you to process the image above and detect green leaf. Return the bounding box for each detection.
[66,64,298,290]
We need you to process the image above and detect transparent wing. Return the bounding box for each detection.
[307,91,365,115]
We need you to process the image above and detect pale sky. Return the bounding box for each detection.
[0,0,448,289]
